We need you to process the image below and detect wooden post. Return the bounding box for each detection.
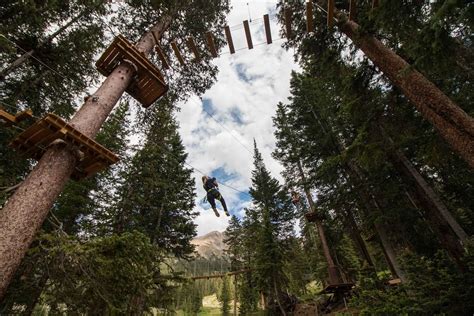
[349,0,356,21]
[372,0,379,9]
[306,1,314,33]
[224,26,235,54]
[263,14,272,44]
[327,0,335,28]
[243,20,253,49]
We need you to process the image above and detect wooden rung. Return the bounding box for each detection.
[243,20,253,49]
[284,7,292,38]
[306,1,314,33]
[206,32,218,57]
[263,14,272,44]
[224,26,235,54]
[349,0,356,20]
[372,0,379,8]
[171,41,185,66]
[154,45,170,69]
[186,37,201,62]
[327,0,335,28]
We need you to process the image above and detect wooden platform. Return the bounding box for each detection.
[321,282,354,294]
[0,108,33,126]
[10,113,119,180]
[96,35,168,108]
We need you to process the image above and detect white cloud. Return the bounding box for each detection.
[176,0,300,236]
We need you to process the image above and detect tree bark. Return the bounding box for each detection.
[296,161,343,285]
[273,278,287,316]
[391,147,468,243]
[344,207,375,268]
[387,149,467,267]
[0,6,93,79]
[344,161,407,282]
[337,17,474,168]
[0,16,172,300]
[308,107,406,281]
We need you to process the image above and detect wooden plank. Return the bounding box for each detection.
[349,0,356,21]
[306,1,314,33]
[205,32,218,57]
[263,14,272,44]
[243,20,253,49]
[224,25,235,54]
[0,109,17,125]
[154,45,170,69]
[15,109,33,122]
[186,37,201,62]
[171,41,185,66]
[284,7,292,38]
[327,0,335,28]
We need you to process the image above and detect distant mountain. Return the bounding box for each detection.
[191,231,228,259]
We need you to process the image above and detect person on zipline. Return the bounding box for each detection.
[202,175,230,217]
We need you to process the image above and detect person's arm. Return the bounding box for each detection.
[212,178,218,187]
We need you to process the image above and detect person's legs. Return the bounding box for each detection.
[217,195,230,216]
[207,193,219,217]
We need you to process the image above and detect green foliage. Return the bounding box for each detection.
[35,231,179,314]
[218,276,231,315]
[351,246,474,315]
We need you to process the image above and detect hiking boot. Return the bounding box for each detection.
[213,208,220,217]
[224,210,230,217]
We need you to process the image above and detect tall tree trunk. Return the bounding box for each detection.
[296,161,342,285]
[233,274,237,316]
[308,107,406,281]
[273,278,287,316]
[343,207,375,268]
[336,15,474,167]
[0,7,94,79]
[389,144,468,243]
[0,16,172,300]
[344,162,407,282]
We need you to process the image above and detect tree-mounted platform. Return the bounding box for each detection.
[9,113,119,180]
[321,282,354,294]
[0,108,33,126]
[96,35,168,108]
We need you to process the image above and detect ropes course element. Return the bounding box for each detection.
[1,0,364,192]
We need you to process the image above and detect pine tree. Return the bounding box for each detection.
[114,100,197,258]
[249,141,295,314]
[224,215,244,271]
[219,275,231,315]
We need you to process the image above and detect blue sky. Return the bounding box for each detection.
[176,0,300,235]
